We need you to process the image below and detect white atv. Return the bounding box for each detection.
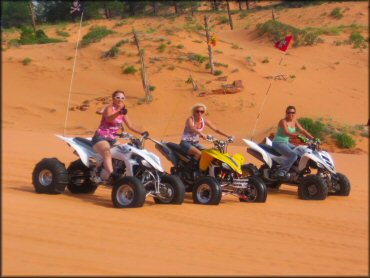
[32,133,185,208]
[242,137,350,200]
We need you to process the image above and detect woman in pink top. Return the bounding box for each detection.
[180,103,233,160]
[92,90,148,182]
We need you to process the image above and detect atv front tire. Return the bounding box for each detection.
[192,176,222,205]
[67,159,98,194]
[331,172,351,196]
[112,176,146,208]
[239,176,267,203]
[154,175,185,204]
[32,158,68,194]
[298,175,328,200]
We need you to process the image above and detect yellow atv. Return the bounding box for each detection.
[154,136,267,205]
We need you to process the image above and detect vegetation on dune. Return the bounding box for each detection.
[56,30,70,37]
[298,118,326,140]
[22,57,32,65]
[257,20,324,47]
[297,117,365,149]
[188,53,207,64]
[348,31,367,48]
[213,70,223,76]
[122,65,138,74]
[334,133,356,148]
[9,27,64,46]
[330,7,343,19]
[102,39,129,59]
[81,26,115,47]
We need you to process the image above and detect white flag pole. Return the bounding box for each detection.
[63,10,84,136]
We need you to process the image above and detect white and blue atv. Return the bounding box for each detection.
[242,137,350,200]
[32,133,185,208]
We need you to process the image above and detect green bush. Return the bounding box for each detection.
[115,39,129,47]
[122,65,137,74]
[218,16,229,24]
[22,57,32,65]
[146,27,156,34]
[56,30,70,37]
[298,117,326,139]
[81,26,115,47]
[158,43,166,53]
[102,46,120,58]
[349,31,366,48]
[188,53,207,64]
[149,85,156,91]
[262,57,269,63]
[114,20,127,28]
[331,7,343,19]
[213,70,223,76]
[16,27,63,45]
[257,20,323,47]
[177,44,184,49]
[334,132,356,149]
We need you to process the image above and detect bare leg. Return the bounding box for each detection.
[93,141,113,178]
[188,146,202,160]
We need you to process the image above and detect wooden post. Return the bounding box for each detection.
[226,0,234,30]
[133,28,151,102]
[204,15,214,75]
[29,1,37,33]
[272,8,275,21]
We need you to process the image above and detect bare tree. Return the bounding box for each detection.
[238,0,243,10]
[245,0,250,10]
[174,2,178,15]
[152,1,158,16]
[226,0,234,30]
[29,1,37,32]
[204,15,215,75]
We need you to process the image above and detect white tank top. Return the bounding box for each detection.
[181,116,205,142]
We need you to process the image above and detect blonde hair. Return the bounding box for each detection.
[191,103,207,115]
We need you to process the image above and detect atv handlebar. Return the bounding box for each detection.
[205,135,235,153]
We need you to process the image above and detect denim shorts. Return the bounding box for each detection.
[180,140,205,153]
[91,134,117,147]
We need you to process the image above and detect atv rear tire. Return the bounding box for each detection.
[67,159,98,194]
[298,175,328,200]
[239,176,267,203]
[331,172,351,196]
[154,175,185,204]
[32,158,68,194]
[112,176,146,208]
[192,176,222,205]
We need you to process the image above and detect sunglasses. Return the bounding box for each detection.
[287,111,295,115]
[114,96,125,100]
[196,110,205,114]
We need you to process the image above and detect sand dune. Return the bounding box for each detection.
[2,1,368,276]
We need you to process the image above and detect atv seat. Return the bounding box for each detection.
[167,142,192,159]
[258,144,282,156]
[74,137,93,148]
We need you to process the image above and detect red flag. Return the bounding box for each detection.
[275,35,293,52]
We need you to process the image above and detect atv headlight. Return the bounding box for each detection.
[221,162,232,171]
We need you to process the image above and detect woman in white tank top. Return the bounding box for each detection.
[180,103,233,160]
